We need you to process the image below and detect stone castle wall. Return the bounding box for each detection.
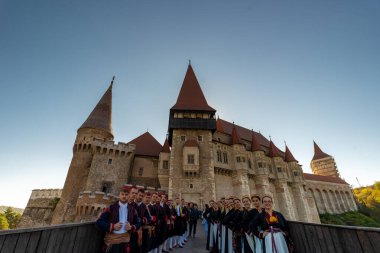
[18,189,62,228]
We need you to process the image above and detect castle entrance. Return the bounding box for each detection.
[182,193,201,207]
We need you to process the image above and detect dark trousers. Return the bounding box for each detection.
[188,219,197,236]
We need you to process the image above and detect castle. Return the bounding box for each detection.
[19,65,357,228]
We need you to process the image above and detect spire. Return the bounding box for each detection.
[216,117,224,133]
[251,130,263,152]
[268,140,282,158]
[231,124,242,145]
[285,145,298,162]
[171,64,216,112]
[161,137,171,153]
[79,78,113,135]
[313,141,331,160]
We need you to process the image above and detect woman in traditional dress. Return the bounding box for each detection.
[231,198,244,253]
[237,195,254,253]
[247,194,263,253]
[208,201,221,252]
[253,195,289,253]
[222,197,236,253]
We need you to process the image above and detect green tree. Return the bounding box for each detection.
[4,207,21,229]
[0,213,9,230]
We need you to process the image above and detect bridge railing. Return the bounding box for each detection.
[0,222,103,253]
[288,221,380,253]
[1,221,380,253]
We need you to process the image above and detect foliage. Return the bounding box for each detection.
[49,197,60,208]
[3,207,21,229]
[320,211,380,227]
[0,213,9,230]
[353,182,380,224]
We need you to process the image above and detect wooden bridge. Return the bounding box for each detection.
[1,221,380,253]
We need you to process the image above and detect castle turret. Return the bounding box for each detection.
[311,141,340,177]
[51,78,114,224]
[168,64,216,206]
[158,137,171,191]
[231,124,250,196]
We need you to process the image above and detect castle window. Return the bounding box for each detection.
[187,154,195,164]
[196,113,202,118]
[293,171,299,176]
[217,150,222,162]
[248,160,252,169]
[242,157,246,162]
[277,167,282,173]
[174,113,178,118]
[101,182,112,194]
[181,136,186,142]
[190,184,194,189]
[223,152,228,164]
[184,113,190,118]
[198,135,203,142]
[108,159,112,165]
[236,156,241,163]
[268,165,273,173]
[163,160,169,169]
[139,167,144,176]
[258,162,263,168]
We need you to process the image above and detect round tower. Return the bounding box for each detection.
[51,79,114,224]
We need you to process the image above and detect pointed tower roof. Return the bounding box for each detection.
[231,124,243,145]
[285,145,298,162]
[216,117,224,133]
[79,78,113,136]
[171,64,216,112]
[128,132,162,157]
[251,131,263,152]
[268,140,282,158]
[161,138,171,153]
[313,141,331,160]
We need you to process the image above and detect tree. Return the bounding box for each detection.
[4,207,21,229]
[0,213,9,230]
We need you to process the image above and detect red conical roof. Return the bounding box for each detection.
[251,131,263,152]
[285,145,298,162]
[128,132,162,157]
[216,117,224,133]
[161,138,171,153]
[231,124,243,145]
[171,64,216,112]
[312,141,331,160]
[268,140,282,158]
[79,80,113,136]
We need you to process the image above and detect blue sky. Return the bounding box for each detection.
[0,0,379,208]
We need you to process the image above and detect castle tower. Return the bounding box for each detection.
[231,124,250,196]
[51,79,114,224]
[284,145,312,221]
[268,140,295,219]
[251,131,270,195]
[168,64,216,207]
[311,141,340,177]
[158,137,171,191]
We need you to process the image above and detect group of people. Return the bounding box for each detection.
[96,185,201,253]
[203,195,291,253]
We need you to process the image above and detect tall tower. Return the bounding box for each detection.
[51,79,114,224]
[168,64,216,207]
[311,141,340,178]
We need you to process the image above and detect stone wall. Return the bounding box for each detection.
[306,179,357,214]
[18,189,62,228]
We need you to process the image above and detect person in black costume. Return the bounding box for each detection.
[252,195,289,253]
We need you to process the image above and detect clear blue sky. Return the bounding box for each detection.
[1,0,379,208]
